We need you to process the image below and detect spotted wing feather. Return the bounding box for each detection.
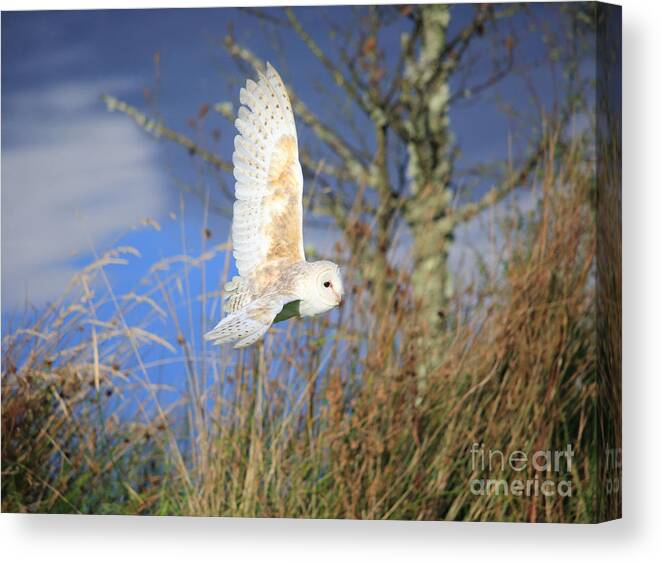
[231,63,305,294]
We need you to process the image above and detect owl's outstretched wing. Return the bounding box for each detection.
[204,293,291,349]
[231,63,305,291]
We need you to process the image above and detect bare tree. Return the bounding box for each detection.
[103,3,589,364]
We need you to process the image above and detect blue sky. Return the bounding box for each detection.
[1,4,585,317]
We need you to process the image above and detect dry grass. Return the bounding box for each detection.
[1,131,619,522]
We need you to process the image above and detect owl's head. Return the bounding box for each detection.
[298,260,343,317]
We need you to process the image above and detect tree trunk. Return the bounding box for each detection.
[404,5,454,341]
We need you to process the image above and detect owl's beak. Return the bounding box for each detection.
[333,288,342,306]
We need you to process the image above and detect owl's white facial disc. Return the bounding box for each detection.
[298,261,343,317]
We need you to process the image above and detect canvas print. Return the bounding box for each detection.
[1,2,621,522]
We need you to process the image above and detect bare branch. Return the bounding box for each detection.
[237,7,290,27]
[102,95,232,173]
[373,123,397,247]
[453,142,544,225]
[448,43,515,106]
[284,7,376,118]
[298,149,351,184]
[440,5,493,64]
[385,17,421,105]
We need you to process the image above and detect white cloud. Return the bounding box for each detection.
[1,78,167,308]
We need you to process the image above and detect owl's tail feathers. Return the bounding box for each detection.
[204,296,285,349]
[203,309,270,349]
[223,275,252,314]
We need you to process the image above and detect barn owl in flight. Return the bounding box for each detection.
[204,63,343,348]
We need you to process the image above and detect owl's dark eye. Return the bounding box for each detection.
[323,281,331,288]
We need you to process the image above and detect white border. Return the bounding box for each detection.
[2,0,660,561]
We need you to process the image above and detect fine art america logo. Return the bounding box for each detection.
[468,443,574,498]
